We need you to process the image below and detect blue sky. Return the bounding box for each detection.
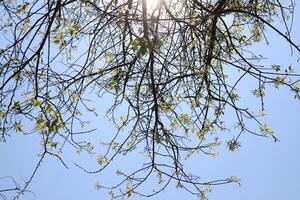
[1,3,300,200]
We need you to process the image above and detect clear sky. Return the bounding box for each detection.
[1,3,300,200]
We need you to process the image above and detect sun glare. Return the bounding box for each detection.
[147,0,160,13]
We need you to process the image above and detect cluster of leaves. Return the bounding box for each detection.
[0,0,300,199]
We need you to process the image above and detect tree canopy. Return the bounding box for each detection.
[0,0,299,199]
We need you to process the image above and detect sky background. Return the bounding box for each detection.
[1,2,300,200]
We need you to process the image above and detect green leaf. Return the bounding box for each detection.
[96,155,107,165]
[271,64,281,72]
[155,132,161,144]
[273,76,285,89]
[31,98,41,108]
[12,101,21,111]
[226,138,241,151]
[15,122,23,132]
[0,110,6,118]
[16,2,30,14]
[68,24,80,38]
[44,103,52,114]
[95,182,101,190]
[252,89,265,97]
[33,117,45,131]
[131,37,151,57]
[49,142,58,148]
[259,123,278,142]
[104,54,114,64]
[125,185,133,198]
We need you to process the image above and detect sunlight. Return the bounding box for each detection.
[146,0,160,13]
